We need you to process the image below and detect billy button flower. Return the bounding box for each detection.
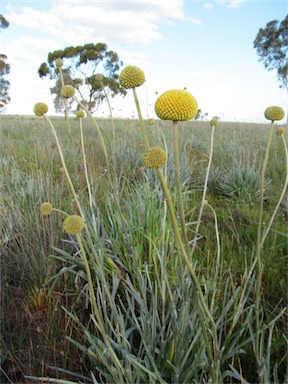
[34,102,48,116]
[55,59,63,68]
[143,147,167,169]
[264,106,285,121]
[61,85,75,98]
[63,215,84,235]
[210,117,220,127]
[119,65,145,89]
[155,89,198,121]
[276,127,286,136]
[40,202,53,216]
[76,110,85,119]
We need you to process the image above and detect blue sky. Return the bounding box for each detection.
[1,0,287,122]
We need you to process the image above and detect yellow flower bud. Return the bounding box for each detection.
[63,215,84,235]
[264,106,285,121]
[119,66,145,89]
[61,85,75,98]
[34,102,48,116]
[40,202,53,216]
[143,147,167,169]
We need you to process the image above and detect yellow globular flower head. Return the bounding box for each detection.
[210,118,219,127]
[40,202,53,216]
[76,110,85,119]
[55,59,63,68]
[264,106,285,121]
[143,147,167,169]
[63,215,84,235]
[155,89,198,121]
[61,85,75,98]
[276,127,286,136]
[34,102,48,116]
[119,65,145,89]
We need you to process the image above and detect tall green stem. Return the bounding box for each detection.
[44,115,84,218]
[173,120,190,253]
[255,120,275,377]
[261,133,288,247]
[132,87,150,149]
[76,234,124,383]
[72,96,110,178]
[191,124,215,258]
[59,67,72,136]
[156,168,220,382]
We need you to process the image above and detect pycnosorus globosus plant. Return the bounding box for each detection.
[155,89,198,121]
[119,65,145,89]
[264,105,285,121]
[33,102,48,116]
[143,146,167,169]
[40,202,53,216]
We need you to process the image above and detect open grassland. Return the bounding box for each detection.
[0,114,287,383]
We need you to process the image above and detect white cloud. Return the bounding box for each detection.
[217,0,246,8]
[203,3,215,10]
[188,18,203,25]
[5,0,185,45]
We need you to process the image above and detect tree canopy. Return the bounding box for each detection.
[253,15,288,92]
[0,15,10,112]
[38,43,127,113]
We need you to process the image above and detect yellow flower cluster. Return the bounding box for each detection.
[155,90,198,121]
[55,59,63,68]
[264,106,285,121]
[143,147,167,169]
[61,85,75,98]
[76,110,85,119]
[40,202,53,216]
[63,215,84,235]
[119,66,145,89]
[276,127,286,136]
[34,102,48,116]
[210,118,219,127]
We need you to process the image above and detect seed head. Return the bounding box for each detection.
[276,127,286,136]
[143,147,167,169]
[40,202,53,216]
[119,66,145,89]
[155,89,198,121]
[61,85,75,98]
[55,59,63,68]
[76,110,85,119]
[210,118,219,127]
[34,102,48,116]
[264,106,285,121]
[63,215,84,235]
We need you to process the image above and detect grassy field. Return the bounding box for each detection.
[0,112,287,383]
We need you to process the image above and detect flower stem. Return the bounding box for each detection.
[191,124,215,258]
[72,96,111,177]
[76,234,124,383]
[172,120,190,253]
[156,168,220,382]
[260,133,288,247]
[132,87,150,149]
[59,67,72,137]
[255,120,275,376]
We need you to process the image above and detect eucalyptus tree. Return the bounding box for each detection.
[0,15,10,112]
[38,43,127,113]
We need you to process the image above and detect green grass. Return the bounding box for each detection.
[0,114,287,383]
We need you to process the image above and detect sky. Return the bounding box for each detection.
[0,0,287,122]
